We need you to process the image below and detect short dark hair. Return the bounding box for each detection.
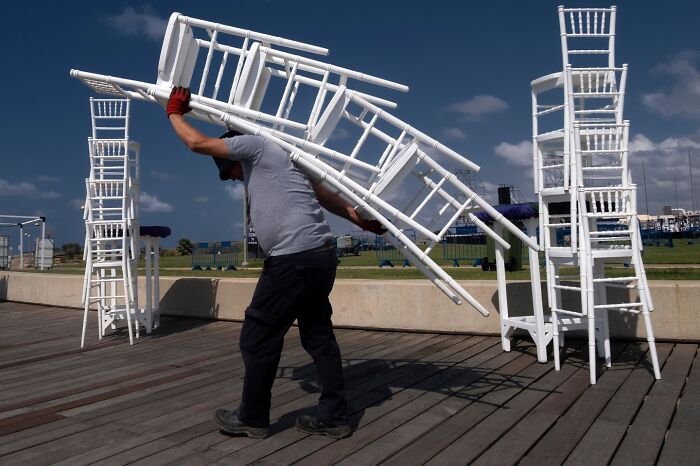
[214,129,243,180]
[212,157,239,181]
[219,129,244,139]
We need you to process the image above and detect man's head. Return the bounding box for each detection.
[213,157,243,181]
[213,129,244,181]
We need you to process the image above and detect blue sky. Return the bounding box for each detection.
[1,0,699,249]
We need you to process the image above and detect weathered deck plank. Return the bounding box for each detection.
[0,301,697,466]
[611,343,697,466]
[563,343,675,466]
[657,345,700,465]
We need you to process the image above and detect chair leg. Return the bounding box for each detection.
[125,306,134,345]
[501,324,512,352]
[98,269,105,338]
[122,260,134,345]
[145,239,153,334]
[599,310,611,367]
[152,238,160,332]
[641,307,661,379]
[97,298,104,340]
[552,310,560,371]
[81,299,90,348]
[134,303,140,339]
[588,311,597,384]
[592,262,611,365]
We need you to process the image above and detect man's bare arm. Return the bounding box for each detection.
[311,181,386,235]
[168,114,229,158]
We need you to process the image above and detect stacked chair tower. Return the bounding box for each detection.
[81,98,142,347]
[531,5,660,383]
[71,12,542,318]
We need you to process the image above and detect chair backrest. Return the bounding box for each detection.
[565,65,627,127]
[558,6,617,68]
[154,12,407,142]
[582,187,634,217]
[531,73,568,193]
[157,12,328,87]
[90,98,130,139]
[85,139,140,226]
[87,139,139,182]
[573,121,629,189]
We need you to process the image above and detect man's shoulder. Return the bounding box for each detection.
[224,134,266,161]
[259,138,289,160]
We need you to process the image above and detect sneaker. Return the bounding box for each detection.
[295,415,352,439]
[212,409,269,439]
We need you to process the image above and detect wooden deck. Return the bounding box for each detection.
[0,301,697,465]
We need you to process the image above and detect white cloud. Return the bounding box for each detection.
[224,183,246,201]
[494,140,533,167]
[627,134,656,153]
[70,199,85,210]
[442,127,467,140]
[194,196,209,203]
[150,170,177,181]
[628,132,700,214]
[139,192,173,213]
[329,127,350,141]
[481,181,499,204]
[37,175,60,183]
[642,50,700,119]
[0,178,60,198]
[107,5,168,41]
[629,133,700,153]
[447,95,508,121]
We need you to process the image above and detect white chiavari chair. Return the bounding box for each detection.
[81,101,142,347]
[531,6,660,384]
[154,12,407,138]
[71,11,544,320]
[558,5,617,69]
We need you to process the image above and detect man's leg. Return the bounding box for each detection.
[213,312,290,438]
[298,305,348,420]
[294,248,349,434]
[216,255,303,434]
[238,314,294,426]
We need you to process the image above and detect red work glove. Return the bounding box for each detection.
[166,86,191,117]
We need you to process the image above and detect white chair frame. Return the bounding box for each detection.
[154,12,408,140]
[558,6,617,69]
[72,70,544,316]
[80,100,148,347]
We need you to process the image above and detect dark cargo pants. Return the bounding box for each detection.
[237,246,348,427]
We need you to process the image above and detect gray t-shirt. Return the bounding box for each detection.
[224,135,333,256]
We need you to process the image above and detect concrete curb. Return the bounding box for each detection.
[1,271,698,341]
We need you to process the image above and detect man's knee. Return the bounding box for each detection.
[240,314,285,356]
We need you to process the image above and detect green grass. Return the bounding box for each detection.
[338,245,479,267]
[30,264,700,280]
[137,255,268,269]
[29,240,700,281]
[640,240,700,264]
[58,240,699,269]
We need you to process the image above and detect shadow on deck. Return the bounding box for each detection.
[0,301,697,465]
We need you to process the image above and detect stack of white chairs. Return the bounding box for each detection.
[531,5,659,383]
[71,11,541,317]
[81,98,141,347]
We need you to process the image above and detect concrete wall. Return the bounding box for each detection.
[1,271,698,340]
